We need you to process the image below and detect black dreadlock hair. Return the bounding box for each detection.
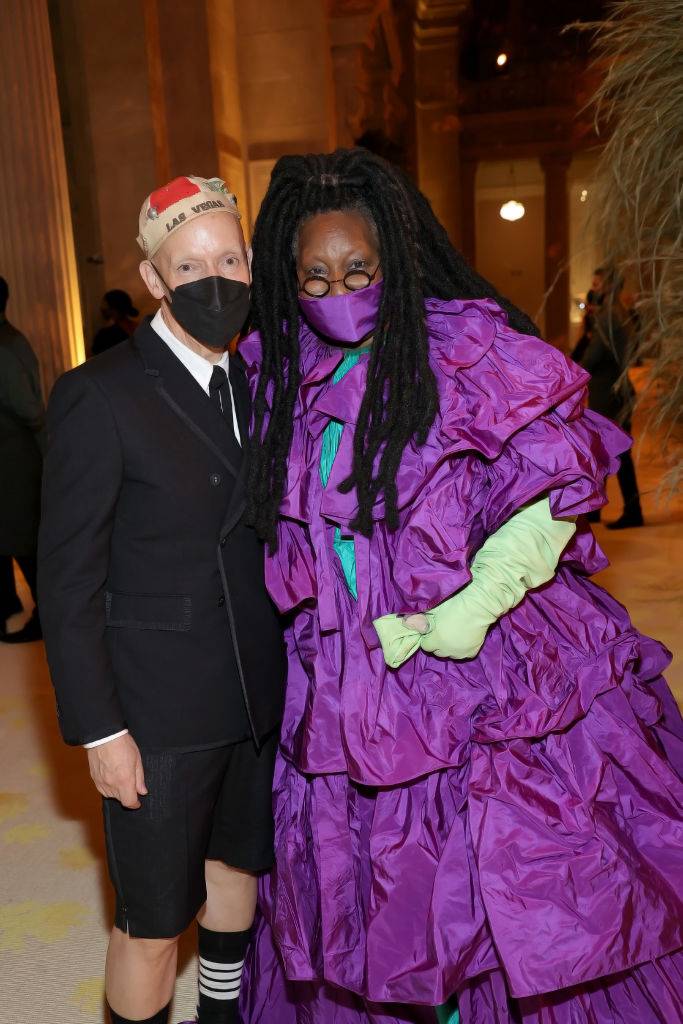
[247,148,538,547]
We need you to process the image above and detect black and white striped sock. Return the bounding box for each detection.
[197,924,250,1022]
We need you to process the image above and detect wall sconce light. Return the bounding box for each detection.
[496,53,508,67]
[499,199,525,222]
[580,189,588,202]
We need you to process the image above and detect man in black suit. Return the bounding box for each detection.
[580,268,644,530]
[39,176,284,1024]
[0,275,45,642]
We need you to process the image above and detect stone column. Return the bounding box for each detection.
[0,0,85,391]
[206,0,336,232]
[143,0,218,183]
[205,0,250,231]
[328,1,406,155]
[540,152,571,346]
[413,0,470,244]
[459,156,478,263]
[50,0,157,341]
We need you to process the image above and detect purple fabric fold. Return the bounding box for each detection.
[238,297,683,1019]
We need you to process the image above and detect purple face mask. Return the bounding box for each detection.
[298,280,383,343]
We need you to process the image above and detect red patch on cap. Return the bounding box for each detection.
[149,176,201,216]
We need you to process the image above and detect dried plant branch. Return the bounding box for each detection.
[572,0,683,481]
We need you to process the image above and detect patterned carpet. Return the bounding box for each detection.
[1,413,681,1023]
[0,585,199,1023]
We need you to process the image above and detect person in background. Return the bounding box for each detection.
[570,266,604,364]
[91,288,139,356]
[580,267,644,529]
[0,275,44,643]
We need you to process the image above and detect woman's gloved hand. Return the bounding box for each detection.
[374,496,576,668]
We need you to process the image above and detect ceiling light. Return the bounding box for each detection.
[496,53,508,67]
[499,200,525,222]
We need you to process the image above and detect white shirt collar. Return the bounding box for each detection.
[150,309,241,444]
[151,308,230,395]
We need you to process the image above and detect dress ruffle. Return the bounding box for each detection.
[238,298,683,1015]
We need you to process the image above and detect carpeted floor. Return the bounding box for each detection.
[1,408,681,1024]
[0,610,201,1022]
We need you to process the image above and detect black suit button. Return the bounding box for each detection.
[210,473,222,487]
[220,537,227,548]
[218,595,225,607]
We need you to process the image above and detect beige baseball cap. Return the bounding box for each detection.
[137,174,240,259]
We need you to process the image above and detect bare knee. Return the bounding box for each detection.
[110,927,180,965]
[200,860,257,931]
[205,858,255,891]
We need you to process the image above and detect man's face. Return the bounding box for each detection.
[140,210,249,301]
[591,273,604,296]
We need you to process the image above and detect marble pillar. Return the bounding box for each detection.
[413,0,469,245]
[50,0,157,343]
[328,1,406,155]
[143,0,218,184]
[0,0,85,391]
[460,156,478,263]
[206,0,335,232]
[541,152,571,346]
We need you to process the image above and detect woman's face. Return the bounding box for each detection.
[296,210,381,299]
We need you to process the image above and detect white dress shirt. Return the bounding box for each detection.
[84,310,241,750]
[150,309,242,442]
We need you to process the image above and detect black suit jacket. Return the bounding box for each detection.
[38,319,284,749]
[582,304,635,423]
[0,318,45,555]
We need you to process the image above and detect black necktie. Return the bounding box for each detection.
[209,365,230,423]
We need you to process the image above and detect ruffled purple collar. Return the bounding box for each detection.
[240,296,587,461]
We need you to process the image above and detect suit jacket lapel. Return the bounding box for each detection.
[134,321,243,480]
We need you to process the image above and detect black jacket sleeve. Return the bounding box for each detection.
[0,342,45,433]
[38,369,126,745]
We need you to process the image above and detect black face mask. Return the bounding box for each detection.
[156,272,250,348]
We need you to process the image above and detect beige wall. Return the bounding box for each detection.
[149,1,218,182]
[475,160,546,334]
[209,0,336,230]
[53,0,338,350]
[568,152,601,342]
[477,194,545,334]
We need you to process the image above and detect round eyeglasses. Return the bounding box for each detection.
[299,264,380,298]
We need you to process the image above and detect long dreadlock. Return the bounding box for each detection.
[247,148,538,547]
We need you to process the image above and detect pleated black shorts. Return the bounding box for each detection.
[102,730,278,938]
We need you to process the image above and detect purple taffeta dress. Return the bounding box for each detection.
[239,297,683,1024]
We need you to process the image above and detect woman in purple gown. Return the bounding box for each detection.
[239,148,683,1024]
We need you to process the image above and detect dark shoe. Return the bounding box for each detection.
[605,512,644,530]
[0,594,23,620]
[1,611,42,643]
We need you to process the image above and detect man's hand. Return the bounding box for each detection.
[87,733,148,809]
[402,613,430,634]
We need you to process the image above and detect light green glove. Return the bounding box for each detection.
[374,497,576,667]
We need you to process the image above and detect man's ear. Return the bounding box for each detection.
[139,260,166,301]
[247,245,253,278]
